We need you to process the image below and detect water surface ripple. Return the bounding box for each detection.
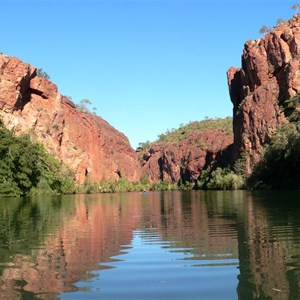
[0,190,299,299]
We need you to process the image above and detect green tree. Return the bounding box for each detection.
[292,3,300,15]
[276,18,285,25]
[36,68,50,80]
[92,107,98,115]
[138,140,151,150]
[77,98,92,113]
[259,25,271,34]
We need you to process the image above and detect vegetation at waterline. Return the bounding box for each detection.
[0,119,76,196]
[80,116,243,192]
[197,91,300,190]
[5,103,300,194]
[136,117,244,191]
[93,173,243,193]
[79,177,195,194]
[199,90,300,190]
[197,167,245,190]
[0,119,198,196]
[0,120,195,196]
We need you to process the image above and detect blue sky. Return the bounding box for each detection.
[1,0,297,148]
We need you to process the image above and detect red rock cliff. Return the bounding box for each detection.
[227,15,300,173]
[0,53,141,183]
[139,120,233,184]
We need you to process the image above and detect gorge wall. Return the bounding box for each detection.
[227,15,300,173]
[0,53,141,184]
[0,53,234,187]
[139,121,233,184]
[6,8,299,189]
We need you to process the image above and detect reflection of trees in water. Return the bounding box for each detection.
[0,196,69,300]
[0,196,65,264]
[236,191,300,300]
[0,194,142,300]
[0,191,299,299]
[141,190,300,299]
[144,191,240,259]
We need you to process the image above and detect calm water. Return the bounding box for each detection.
[0,191,299,300]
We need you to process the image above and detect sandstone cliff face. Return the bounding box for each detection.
[140,124,233,184]
[0,54,140,183]
[227,15,300,173]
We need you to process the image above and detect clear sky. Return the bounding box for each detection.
[0,0,297,148]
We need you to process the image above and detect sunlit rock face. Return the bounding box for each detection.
[0,53,141,183]
[140,128,233,184]
[227,15,300,173]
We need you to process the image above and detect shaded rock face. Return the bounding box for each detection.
[0,54,141,183]
[227,15,300,173]
[140,130,233,184]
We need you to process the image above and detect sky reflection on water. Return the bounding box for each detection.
[0,190,299,300]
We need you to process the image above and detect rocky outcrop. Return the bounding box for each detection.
[0,54,141,183]
[227,15,300,173]
[140,125,233,184]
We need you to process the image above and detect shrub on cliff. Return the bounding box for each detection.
[248,123,300,189]
[75,98,98,116]
[283,92,300,122]
[0,120,75,196]
[36,68,50,80]
[77,98,92,113]
[259,25,272,34]
[155,117,233,145]
[292,3,300,15]
[137,117,233,163]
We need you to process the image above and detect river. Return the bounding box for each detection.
[0,190,299,300]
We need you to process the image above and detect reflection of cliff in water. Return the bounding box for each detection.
[0,194,143,300]
[0,192,239,299]
[140,191,239,259]
[0,191,299,299]
[236,191,300,300]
